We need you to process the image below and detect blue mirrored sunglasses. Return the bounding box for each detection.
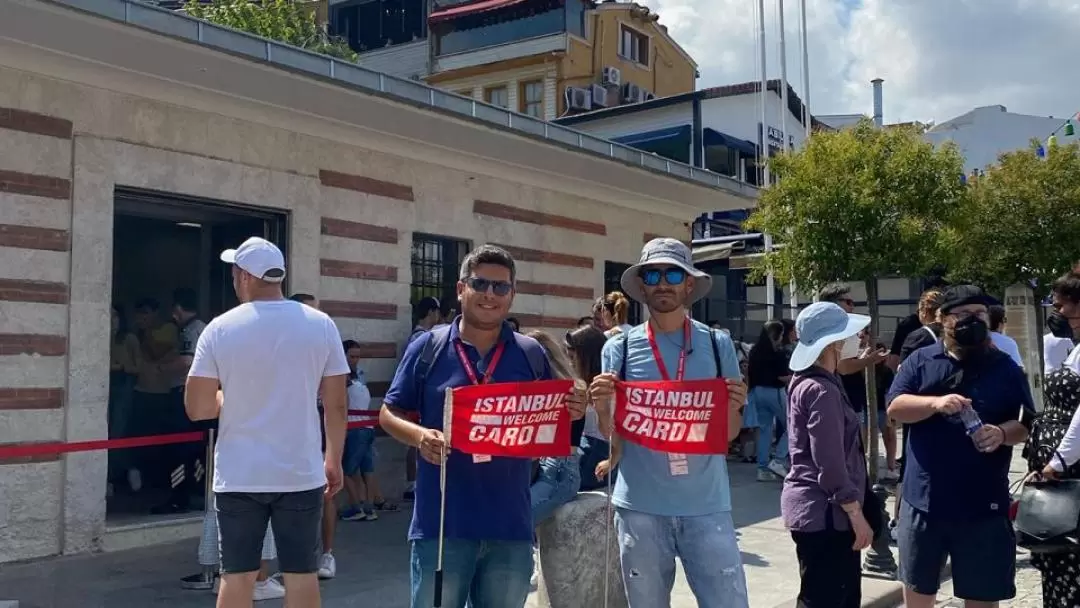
[640,267,687,287]
[466,276,513,296]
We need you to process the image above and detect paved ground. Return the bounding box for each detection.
[0,456,903,608]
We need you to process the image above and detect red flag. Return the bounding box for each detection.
[614,378,730,455]
[448,379,574,459]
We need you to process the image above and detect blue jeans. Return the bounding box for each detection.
[343,427,376,475]
[578,435,615,491]
[410,539,533,608]
[614,508,749,608]
[531,453,582,526]
[752,386,788,470]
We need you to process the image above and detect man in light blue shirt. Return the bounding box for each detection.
[591,238,749,608]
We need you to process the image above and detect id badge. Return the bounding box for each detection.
[473,454,491,464]
[668,453,689,476]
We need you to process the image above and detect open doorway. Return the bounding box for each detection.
[106,188,288,526]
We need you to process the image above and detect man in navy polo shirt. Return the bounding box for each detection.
[380,244,586,608]
[887,285,1035,608]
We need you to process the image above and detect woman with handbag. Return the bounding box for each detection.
[782,302,876,608]
[1026,270,1080,606]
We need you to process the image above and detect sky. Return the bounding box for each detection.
[639,0,1080,125]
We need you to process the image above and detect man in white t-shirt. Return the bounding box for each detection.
[988,305,1024,369]
[185,237,349,608]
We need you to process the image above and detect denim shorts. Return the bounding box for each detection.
[897,500,1016,601]
[343,428,376,475]
[215,487,324,574]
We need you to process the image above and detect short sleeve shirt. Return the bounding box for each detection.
[384,320,553,542]
[886,342,1035,520]
[602,320,740,517]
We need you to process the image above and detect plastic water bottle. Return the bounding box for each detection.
[956,406,984,436]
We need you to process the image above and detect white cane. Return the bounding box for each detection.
[602,378,616,608]
[434,442,448,607]
[435,391,453,607]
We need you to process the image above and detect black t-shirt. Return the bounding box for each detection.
[747,347,790,389]
[900,323,940,364]
[890,313,922,356]
[841,371,868,413]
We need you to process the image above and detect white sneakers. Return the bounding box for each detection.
[213,575,286,601]
[317,552,337,579]
[253,577,286,601]
[767,459,790,479]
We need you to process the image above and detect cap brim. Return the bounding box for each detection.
[620,258,712,304]
[220,249,238,264]
[789,314,871,372]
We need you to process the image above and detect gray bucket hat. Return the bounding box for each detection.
[620,238,712,304]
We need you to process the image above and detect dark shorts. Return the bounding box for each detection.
[343,427,376,475]
[897,500,1016,601]
[215,487,325,574]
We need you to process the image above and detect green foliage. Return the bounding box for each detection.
[183,0,358,61]
[744,118,967,292]
[946,141,1080,293]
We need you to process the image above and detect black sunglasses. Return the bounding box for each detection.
[465,276,513,296]
[640,267,687,287]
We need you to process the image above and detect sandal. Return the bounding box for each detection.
[373,500,399,511]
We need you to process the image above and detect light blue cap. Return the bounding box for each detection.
[789,302,870,372]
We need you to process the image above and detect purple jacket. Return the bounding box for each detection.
[781,367,867,533]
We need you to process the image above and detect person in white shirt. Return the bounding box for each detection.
[185,237,349,608]
[988,305,1024,369]
[1044,309,1075,374]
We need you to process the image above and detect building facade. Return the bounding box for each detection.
[333,0,697,121]
[0,0,752,564]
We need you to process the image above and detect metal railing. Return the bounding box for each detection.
[47,0,758,199]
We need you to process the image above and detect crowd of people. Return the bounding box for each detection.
[167,230,1080,608]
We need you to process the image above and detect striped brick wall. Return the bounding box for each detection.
[0,107,73,446]
[0,107,72,560]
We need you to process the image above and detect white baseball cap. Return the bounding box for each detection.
[220,237,286,283]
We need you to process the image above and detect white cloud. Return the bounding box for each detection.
[641,0,1080,125]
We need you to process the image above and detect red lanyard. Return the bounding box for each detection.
[453,340,506,385]
[645,317,691,381]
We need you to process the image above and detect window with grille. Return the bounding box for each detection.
[603,261,642,325]
[520,80,544,118]
[411,234,470,315]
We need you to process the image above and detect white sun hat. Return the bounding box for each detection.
[789,301,871,372]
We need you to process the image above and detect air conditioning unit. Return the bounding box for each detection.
[601,66,622,88]
[642,90,656,102]
[621,82,643,104]
[590,84,608,108]
[565,87,592,112]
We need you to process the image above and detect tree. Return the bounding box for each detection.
[946,141,1080,293]
[745,118,967,482]
[183,0,358,62]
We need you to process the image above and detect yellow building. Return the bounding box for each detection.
[337,0,698,122]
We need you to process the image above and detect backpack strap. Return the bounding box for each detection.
[414,325,453,408]
[709,329,724,379]
[619,332,629,380]
[513,333,549,380]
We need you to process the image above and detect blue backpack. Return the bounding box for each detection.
[413,324,549,405]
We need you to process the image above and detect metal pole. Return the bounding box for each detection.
[758,0,775,320]
[180,428,217,591]
[777,0,789,151]
[799,0,811,139]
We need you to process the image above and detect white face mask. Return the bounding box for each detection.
[839,334,861,360]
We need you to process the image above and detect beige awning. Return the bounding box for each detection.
[692,242,735,264]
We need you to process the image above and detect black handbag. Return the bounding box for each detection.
[1015,476,1080,553]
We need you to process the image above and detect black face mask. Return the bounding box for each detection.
[952,316,989,347]
[1047,310,1074,340]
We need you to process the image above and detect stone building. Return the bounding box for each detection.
[0,0,753,563]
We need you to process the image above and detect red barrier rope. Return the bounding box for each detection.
[0,409,403,458]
